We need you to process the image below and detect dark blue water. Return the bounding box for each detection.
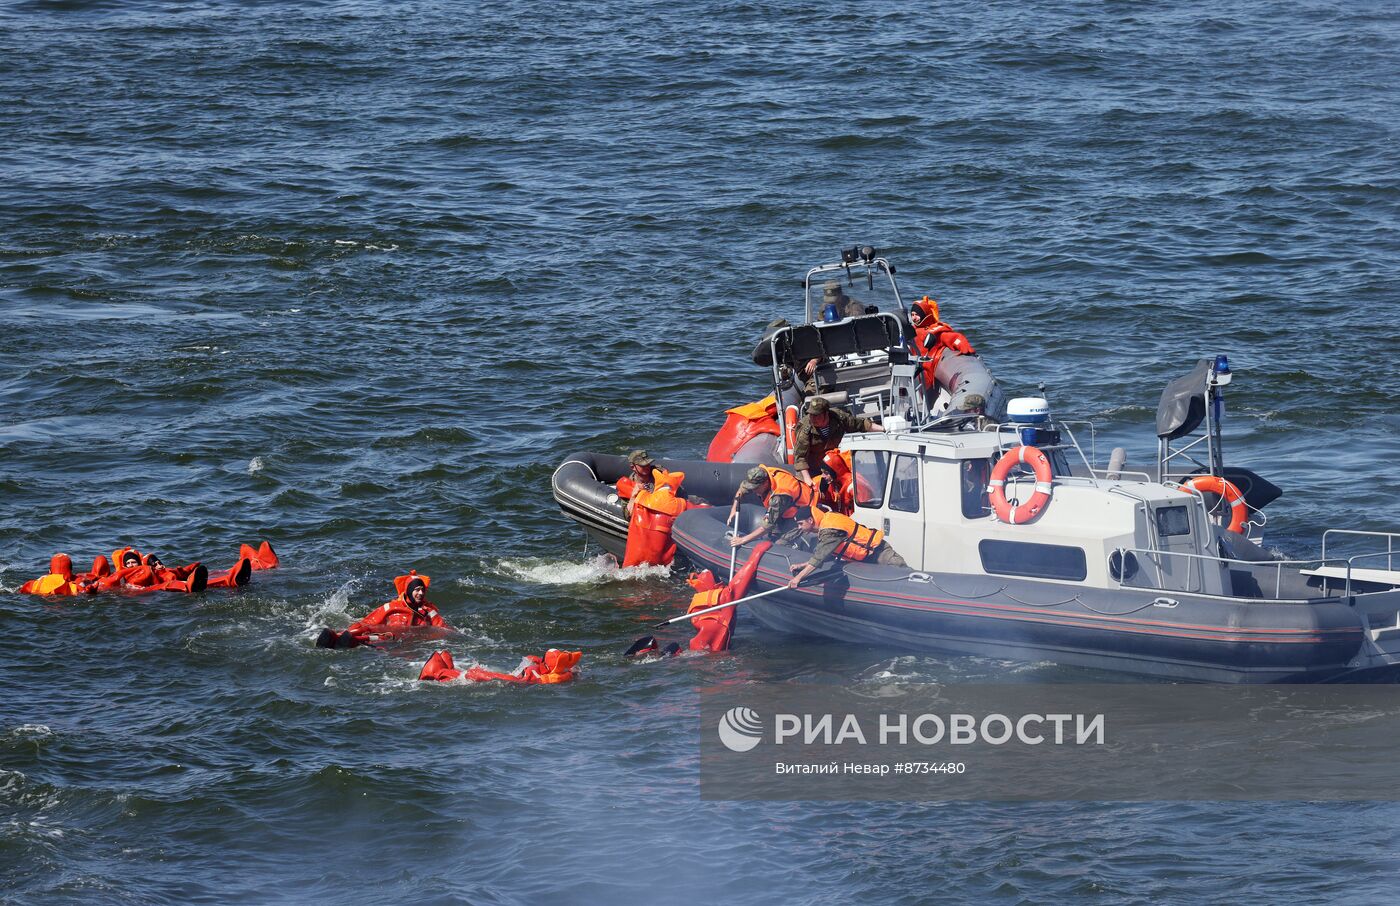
[3,1,1400,902]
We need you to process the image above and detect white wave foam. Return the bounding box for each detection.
[496,554,671,585]
[8,725,53,739]
[247,456,265,474]
[304,580,357,631]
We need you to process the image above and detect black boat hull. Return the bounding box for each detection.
[551,452,758,559]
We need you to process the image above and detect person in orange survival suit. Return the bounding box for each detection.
[908,296,975,389]
[418,648,582,684]
[624,541,772,658]
[141,553,212,592]
[315,571,451,649]
[614,449,657,516]
[17,554,94,596]
[97,548,208,593]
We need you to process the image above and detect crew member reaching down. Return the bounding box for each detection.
[792,397,882,483]
[315,570,450,649]
[728,465,816,548]
[786,506,907,588]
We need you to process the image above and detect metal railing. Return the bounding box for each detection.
[1114,546,1400,603]
[1321,530,1400,568]
[1113,547,1350,601]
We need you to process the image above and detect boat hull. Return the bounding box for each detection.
[672,507,1371,683]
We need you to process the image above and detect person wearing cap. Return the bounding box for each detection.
[802,283,870,387]
[727,464,817,548]
[821,280,866,320]
[792,397,884,483]
[786,506,907,588]
[618,449,658,516]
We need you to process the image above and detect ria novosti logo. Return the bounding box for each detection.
[717,706,763,752]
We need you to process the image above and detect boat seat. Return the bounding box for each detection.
[813,316,902,359]
[815,360,896,397]
[1301,565,1400,588]
[784,325,825,366]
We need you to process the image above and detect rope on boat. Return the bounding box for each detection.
[1002,591,1083,608]
[1071,597,1167,617]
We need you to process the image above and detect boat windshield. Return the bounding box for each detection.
[804,259,904,325]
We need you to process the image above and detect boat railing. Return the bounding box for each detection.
[1091,467,1155,483]
[1058,420,1097,468]
[1112,547,1355,602]
[1115,545,1400,603]
[993,421,1097,478]
[1321,529,1400,567]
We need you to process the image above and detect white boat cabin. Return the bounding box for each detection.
[842,428,1229,594]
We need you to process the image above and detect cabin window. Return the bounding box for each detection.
[961,459,991,519]
[1155,505,1192,538]
[852,450,889,509]
[888,454,920,513]
[979,540,1088,582]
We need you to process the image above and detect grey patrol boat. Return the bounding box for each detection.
[674,357,1400,683]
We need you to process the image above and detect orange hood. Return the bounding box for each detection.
[687,570,719,592]
[541,649,581,675]
[112,547,142,570]
[393,570,431,601]
[48,553,74,580]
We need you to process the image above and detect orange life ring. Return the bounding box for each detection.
[1180,475,1248,534]
[988,446,1054,524]
[783,404,799,465]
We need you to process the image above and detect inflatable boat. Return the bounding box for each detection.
[552,247,1008,556]
[551,452,755,559]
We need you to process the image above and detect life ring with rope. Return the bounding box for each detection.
[988,445,1054,524]
[1179,475,1248,534]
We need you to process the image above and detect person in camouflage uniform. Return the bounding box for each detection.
[727,465,815,548]
[791,397,884,482]
[786,507,907,588]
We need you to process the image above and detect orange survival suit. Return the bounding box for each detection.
[624,541,772,658]
[96,548,208,593]
[17,554,99,596]
[621,467,698,567]
[344,571,449,642]
[909,296,975,389]
[418,648,582,684]
[685,540,771,653]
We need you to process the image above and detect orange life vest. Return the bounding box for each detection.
[820,450,855,513]
[814,508,884,562]
[756,465,815,519]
